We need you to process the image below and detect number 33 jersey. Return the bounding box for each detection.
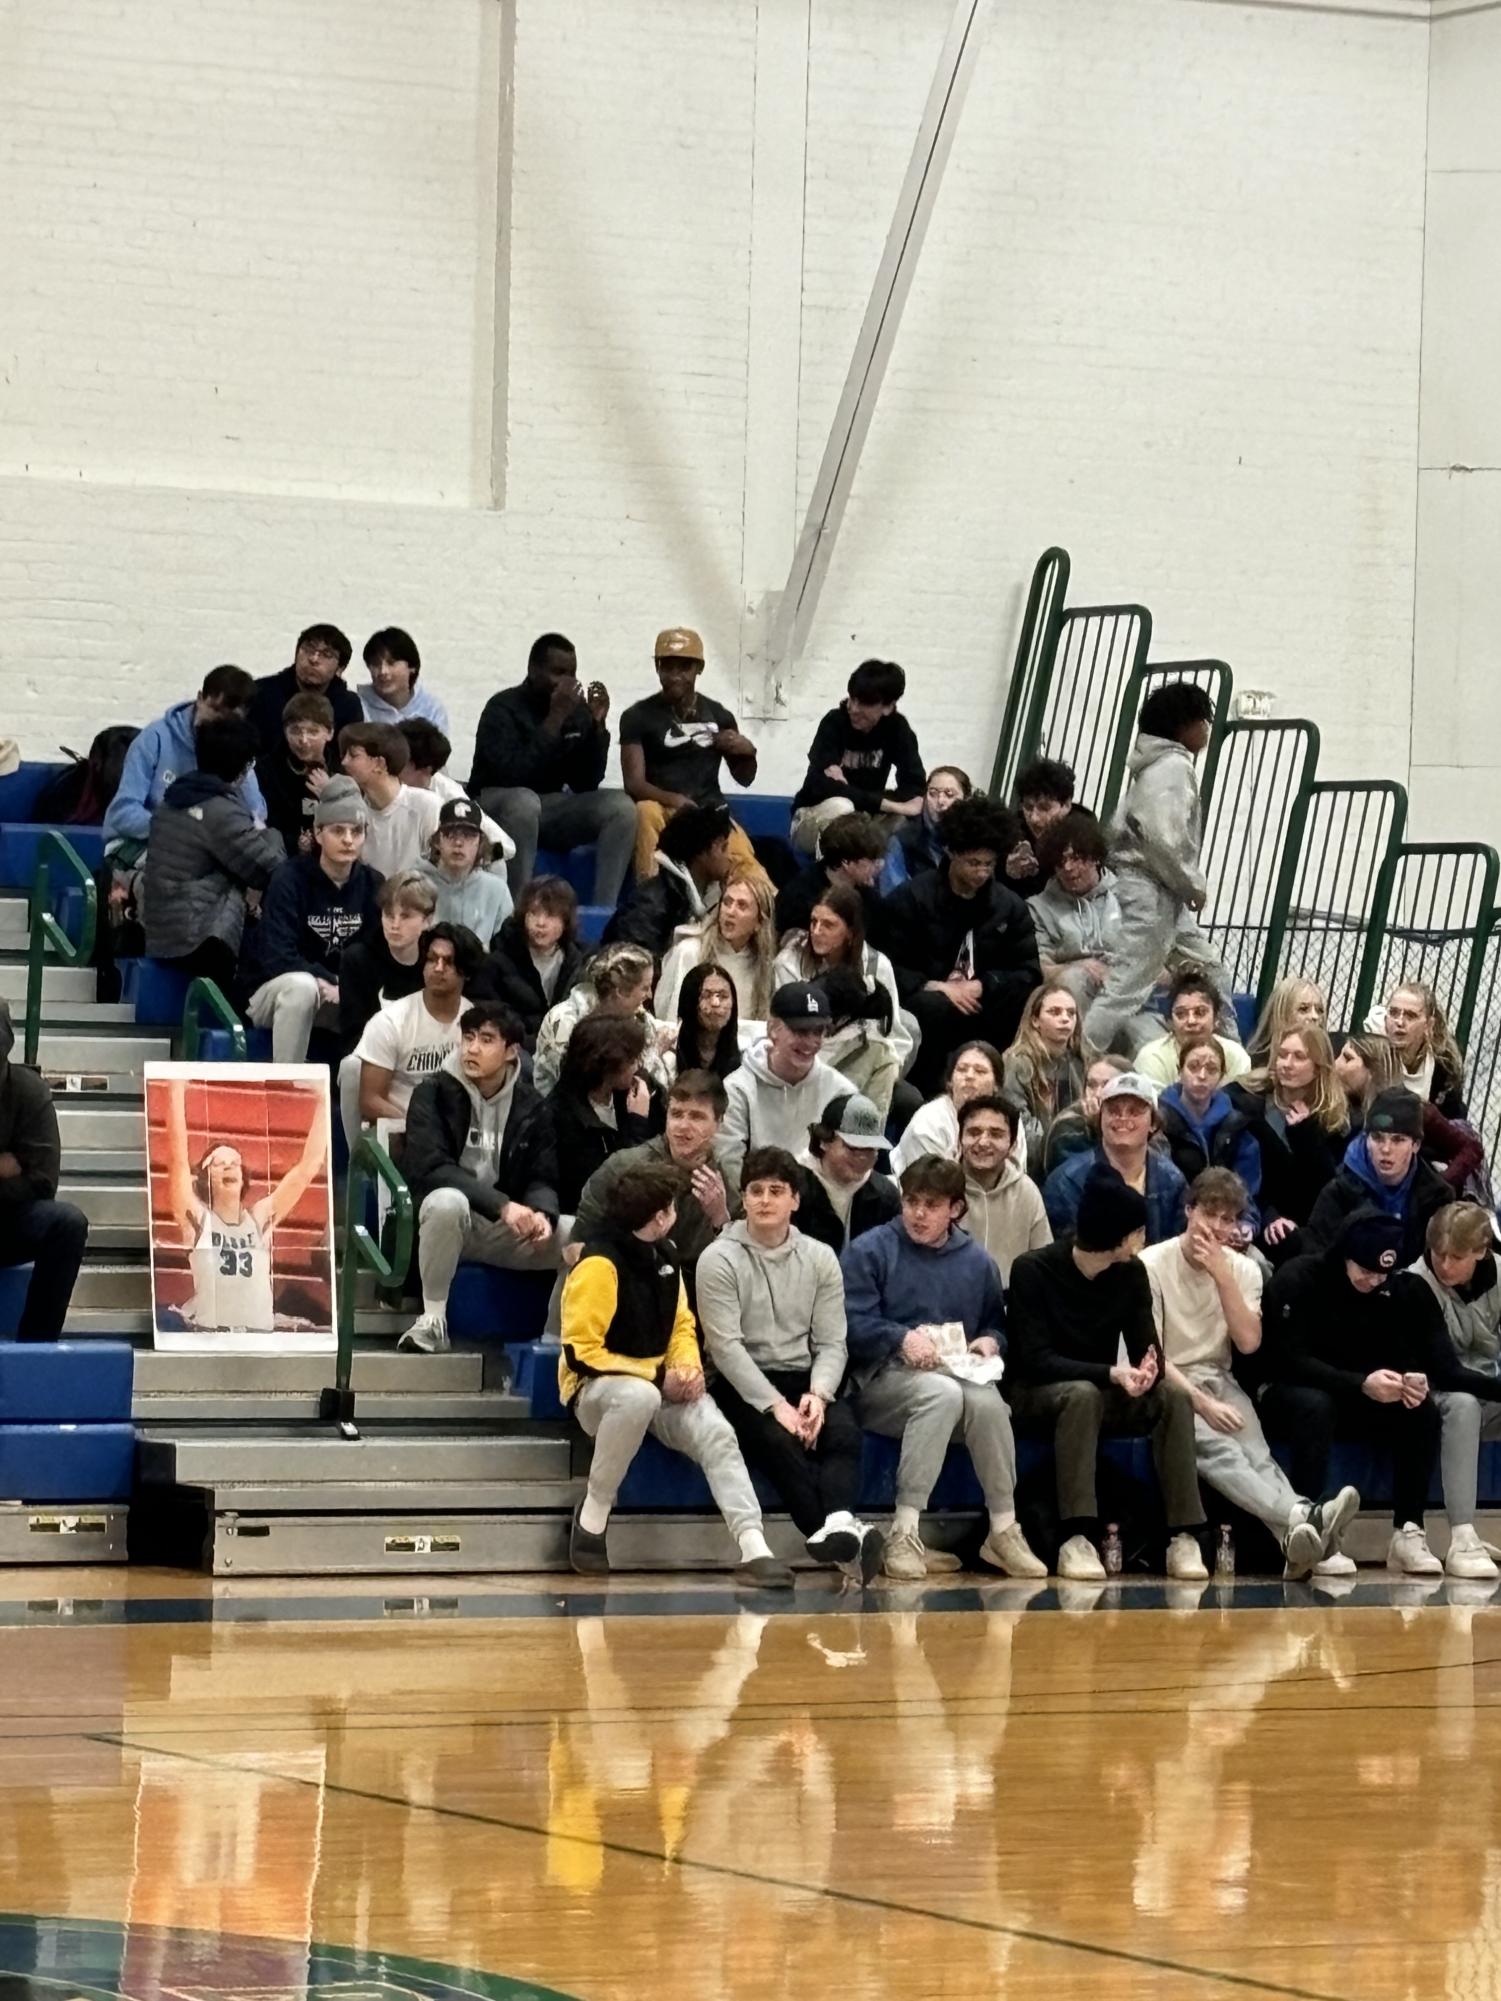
[187,1208,275,1331]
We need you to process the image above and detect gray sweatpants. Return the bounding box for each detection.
[1182,1365,1303,1535]
[417,1186,561,1308]
[247,971,339,1063]
[857,1363,1017,1513]
[573,1376,763,1540]
[1435,1388,1501,1528]
[1084,870,1236,1055]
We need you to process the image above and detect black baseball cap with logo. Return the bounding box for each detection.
[769,981,832,1026]
[439,797,484,832]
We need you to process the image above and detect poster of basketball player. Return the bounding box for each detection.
[142,1062,336,1353]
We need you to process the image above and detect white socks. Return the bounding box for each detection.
[738,1527,773,1562]
[420,1299,448,1322]
[989,1510,1017,1537]
[579,1493,610,1535]
[892,1505,920,1539]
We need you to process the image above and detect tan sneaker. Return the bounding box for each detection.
[1057,1533,1106,1581]
[882,1528,928,1581]
[979,1522,1047,1579]
[1167,1532,1208,1581]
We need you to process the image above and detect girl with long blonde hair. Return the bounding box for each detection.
[1230,1024,1348,1261]
[655,869,778,1023]
[1247,976,1326,1066]
[1002,979,1088,1171]
[1365,980,1468,1119]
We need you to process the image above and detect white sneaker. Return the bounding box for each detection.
[1281,1519,1323,1580]
[882,1528,928,1582]
[978,1522,1048,1580]
[1312,1549,1357,1578]
[806,1512,862,1566]
[1310,1486,1360,1559]
[397,1311,450,1353]
[1445,1524,1500,1581]
[1057,1533,1106,1581]
[1166,1532,1208,1582]
[1388,1521,1443,1576]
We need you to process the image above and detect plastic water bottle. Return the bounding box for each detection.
[1101,1523,1123,1577]
[1216,1525,1236,1580]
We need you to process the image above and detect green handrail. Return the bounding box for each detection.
[990,546,1070,799]
[181,977,247,1059]
[1349,841,1500,1047]
[322,1134,413,1437]
[24,832,99,1067]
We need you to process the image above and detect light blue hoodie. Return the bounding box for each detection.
[103,700,266,849]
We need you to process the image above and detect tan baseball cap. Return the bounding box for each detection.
[654,626,704,661]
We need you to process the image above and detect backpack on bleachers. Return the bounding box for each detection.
[34,726,139,826]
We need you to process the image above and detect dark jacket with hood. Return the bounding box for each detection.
[142,771,287,961]
[883,868,1040,1037]
[604,854,707,956]
[0,1005,62,1213]
[404,1052,559,1222]
[1264,1238,1501,1405]
[469,680,610,797]
[249,665,362,761]
[484,915,586,1044]
[548,1082,662,1212]
[1226,1083,1343,1232]
[1158,1084,1262,1225]
[796,1163,901,1256]
[246,851,384,986]
[1302,1135,1454,1269]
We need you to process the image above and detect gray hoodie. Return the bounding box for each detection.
[1408,1255,1501,1374]
[697,1219,847,1409]
[1031,868,1123,967]
[451,1050,519,1182]
[721,1037,847,1160]
[1108,733,1206,905]
[963,1154,1052,1285]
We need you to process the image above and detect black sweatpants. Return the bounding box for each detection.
[1259,1382,1441,1527]
[710,1367,864,1535]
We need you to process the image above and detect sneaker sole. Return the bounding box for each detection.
[1283,1521,1323,1580]
[808,1531,862,1566]
[858,1532,885,1584]
[1317,1487,1360,1555]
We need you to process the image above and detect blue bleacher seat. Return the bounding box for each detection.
[0,1424,134,1502]
[0,1342,133,1422]
[198,1026,273,1062]
[0,762,69,823]
[0,1267,34,1339]
[535,847,597,900]
[731,794,795,841]
[119,958,193,1025]
[577,903,611,945]
[0,825,105,891]
[448,1265,553,1344]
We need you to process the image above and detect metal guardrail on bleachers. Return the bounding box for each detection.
[1350,842,1499,1046]
[23,831,98,1067]
[181,977,248,1060]
[322,1135,413,1439]
[1028,603,1153,816]
[1196,719,1320,1009]
[990,545,1070,801]
[1268,780,1408,1030]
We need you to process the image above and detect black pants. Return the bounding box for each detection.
[1259,1382,1441,1527]
[160,939,239,992]
[0,1199,89,1339]
[711,1368,864,1535]
[907,988,1027,1098]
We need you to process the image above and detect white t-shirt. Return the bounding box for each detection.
[355,990,462,1114]
[1140,1236,1263,1373]
[361,784,442,879]
[531,944,564,1002]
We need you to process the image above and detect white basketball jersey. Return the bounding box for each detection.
[187,1206,275,1332]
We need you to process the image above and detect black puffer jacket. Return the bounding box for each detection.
[403,1061,559,1222]
[482,916,585,1044]
[1226,1083,1343,1231]
[142,773,286,959]
[548,1083,662,1212]
[883,870,1040,1023]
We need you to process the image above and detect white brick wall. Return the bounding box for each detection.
[0,0,1431,800]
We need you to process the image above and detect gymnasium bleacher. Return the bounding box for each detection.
[5,542,1501,1578]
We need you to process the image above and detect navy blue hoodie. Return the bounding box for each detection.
[249,851,383,983]
[840,1217,1005,1384]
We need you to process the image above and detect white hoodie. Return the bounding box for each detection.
[962,1154,1052,1285]
[722,1037,847,1159]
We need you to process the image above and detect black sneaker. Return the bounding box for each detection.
[736,1553,795,1588]
[857,1524,885,1583]
[806,1516,862,1566]
[569,1506,610,1575]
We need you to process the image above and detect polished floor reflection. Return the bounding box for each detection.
[1,1574,1499,2000]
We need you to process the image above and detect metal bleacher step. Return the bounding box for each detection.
[67,1262,151,1309]
[127,1348,524,1422]
[59,1182,147,1229]
[62,1149,144,1175]
[55,1103,146,1148]
[39,1027,170,1074]
[0,960,96,1005]
[63,1304,414,1338]
[0,900,30,951]
[135,1425,571,1486]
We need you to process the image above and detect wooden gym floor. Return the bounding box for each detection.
[0,1567,1497,2001]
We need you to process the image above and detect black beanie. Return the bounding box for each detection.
[1075,1165,1149,1252]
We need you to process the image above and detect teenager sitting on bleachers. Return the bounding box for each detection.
[468,633,632,905]
[1031,810,1123,1012]
[608,802,734,958]
[141,715,287,993]
[336,869,435,1051]
[885,795,1041,1097]
[1002,756,1077,901]
[1133,969,1250,1088]
[1334,1029,1482,1193]
[1142,1167,1356,1582]
[1260,1208,1464,1578]
[248,623,363,759]
[549,1014,665,1214]
[655,871,777,1023]
[1040,1053,1132,1178]
[570,1069,739,1307]
[418,798,512,943]
[699,1146,883,1578]
[809,966,905,1129]
[894,764,971,883]
[1043,1071,1187,1246]
[338,722,441,879]
[774,811,889,945]
[1007,1167,1208,1584]
[619,626,761,881]
[795,1092,900,1255]
[353,924,483,1140]
[1366,980,1469,1121]
[0,998,89,1341]
[1157,1038,1261,1238]
[842,1155,1047,1582]
[788,658,926,859]
[401,1001,560,1353]
[485,878,584,1047]
[359,626,450,734]
[667,964,745,1083]
[1229,1023,1347,1266]
[559,1158,792,1585]
[396,719,515,869]
[722,982,846,1163]
[1409,1202,1501,1581]
[533,943,674,1097]
[256,692,334,857]
[245,777,382,1062]
[104,663,266,855]
[957,1093,1050,1285]
[772,880,913,1086]
[1002,979,1087,1170]
[890,1040,1006,1177]
[1303,1086,1453,1268]
[1246,975,1326,1067]
[1084,681,1236,1056]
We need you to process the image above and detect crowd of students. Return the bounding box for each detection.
[39,620,1499,1589]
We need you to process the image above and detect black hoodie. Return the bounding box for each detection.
[0,1004,62,1210]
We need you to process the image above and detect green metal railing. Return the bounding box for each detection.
[1099,659,1234,823]
[1350,842,1499,1047]
[23,831,98,1067]
[1026,603,1153,813]
[1464,919,1501,1148]
[990,546,1070,799]
[1270,779,1408,1029]
[1196,720,1321,1009]
[181,977,248,1060]
[321,1134,413,1437]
